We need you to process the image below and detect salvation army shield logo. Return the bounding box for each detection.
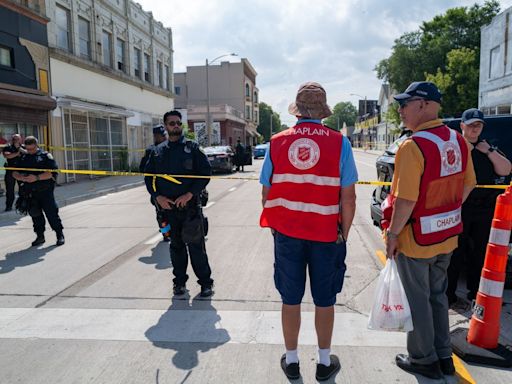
[298,146,311,162]
[288,138,320,170]
[447,149,456,165]
[441,141,461,176]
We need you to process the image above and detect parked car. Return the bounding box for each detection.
[253,143,269,159]
[370,114,512,286]
[204,146,235,173]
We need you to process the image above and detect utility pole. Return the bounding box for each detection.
[205,53,237,147]
[205,58,211,146]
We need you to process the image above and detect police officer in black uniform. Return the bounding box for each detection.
[139,125,167,173]
[2,133,25,211]
[447,109,511,304]
[140,125,168,240]
[13,136,65,247]
[144,110,214,297]
[235,138,245,172]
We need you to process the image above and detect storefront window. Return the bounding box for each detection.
[61,111,128,175]
[0,123,41,144]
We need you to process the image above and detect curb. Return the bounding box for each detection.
[0,181,144,221]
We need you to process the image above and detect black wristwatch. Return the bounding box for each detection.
[487,146,496,155]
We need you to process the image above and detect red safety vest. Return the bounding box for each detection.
[260,122,343,242]
[383,125,468,246]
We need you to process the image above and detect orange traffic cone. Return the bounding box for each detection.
[468,187,512,348]
[451,185,512,367]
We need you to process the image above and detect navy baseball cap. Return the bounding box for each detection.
[461,108,485,125]
[152,124,166,135]
[394,81,442,104]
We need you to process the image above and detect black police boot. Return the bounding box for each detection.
[200,285,214,298]
[173,284,186,296]
[56,232,65,246]
[31,234,45,247]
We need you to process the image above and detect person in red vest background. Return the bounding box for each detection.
[384,82,476,380]
[260,82,357,382]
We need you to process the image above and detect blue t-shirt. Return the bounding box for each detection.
[259,119,358,187]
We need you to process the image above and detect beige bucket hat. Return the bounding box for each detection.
[288,82,332,119]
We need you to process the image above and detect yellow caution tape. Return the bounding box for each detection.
[356,180,511,189]
[39,145,146,153]
[1,167,510,190]
[2,167,181,185]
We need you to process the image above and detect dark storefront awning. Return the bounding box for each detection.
[0,88,56,125]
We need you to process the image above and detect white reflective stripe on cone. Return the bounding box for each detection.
[478,277,505,298]
[272,173,339,187]
[489,227,511,246]
[264,198,339,215]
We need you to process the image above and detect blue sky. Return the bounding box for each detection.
[138,0,512,125]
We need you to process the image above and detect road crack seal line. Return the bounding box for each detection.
[33,232,163,308]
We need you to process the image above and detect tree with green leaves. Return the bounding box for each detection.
[426,47,479,117]
[257,102,282,142]
[375,0,500,116]
[323,101,358,130]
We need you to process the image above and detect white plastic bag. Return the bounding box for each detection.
[368,258,413,332]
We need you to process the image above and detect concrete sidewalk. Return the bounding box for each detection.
[0,175,144,218]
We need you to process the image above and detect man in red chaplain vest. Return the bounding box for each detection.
[385,81,476,380]
[260,82,357,381]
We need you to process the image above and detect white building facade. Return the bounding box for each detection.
[45,0,174,181]
[174,59,260,147]
[479,6,512,115]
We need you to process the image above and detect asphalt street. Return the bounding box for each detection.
[0,151,510,384]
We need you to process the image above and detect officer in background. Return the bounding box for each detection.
[140,125,168,240]
[13,136,64,246]
[447,108,512,305]
[139,125,167,173]
[144,110,214,297]
[235,138,245,172]
[2,133,26,211]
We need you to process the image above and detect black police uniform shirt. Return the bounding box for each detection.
[144,136,211,200]
[18,149,58,191]
[2,144,24,167]
[466,139,510,207]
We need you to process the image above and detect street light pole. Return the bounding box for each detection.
[206,58,211,146]
[350,93,367,117]
[205,53,237,147]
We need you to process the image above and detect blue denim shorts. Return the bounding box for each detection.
[273,232,347,307]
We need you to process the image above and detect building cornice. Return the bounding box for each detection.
[0,0,49,24]
[50,48,175,99]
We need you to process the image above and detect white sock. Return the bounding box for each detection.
[318,348,331,366]
[285,349,299,365]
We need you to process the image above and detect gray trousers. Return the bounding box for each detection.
[396,252,452,365]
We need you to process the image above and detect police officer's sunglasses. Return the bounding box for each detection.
[166,121,183,126]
